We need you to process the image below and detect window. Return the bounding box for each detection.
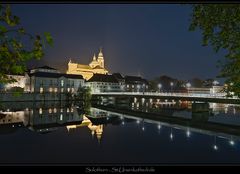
[61,80,64,87]
[49,87,53,92]
[127,85,129,88]
[49,108,52,114]
[53,108,57,113]
[40,87,44,93]
[72,88,74,93]
[61,88,64,93]
[60,114,63,121]
[67,88,70,92]
[54,88,58,92]
[39,108,43,114]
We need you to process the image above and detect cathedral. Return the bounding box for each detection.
[66,48,109,80]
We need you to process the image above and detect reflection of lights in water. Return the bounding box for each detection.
[122,121,125,125]
[134,97,137,103]
[229,140,235,146]
[213,136,218,151]
[170,128,173,140]
[170,133,173,140]
[136,120,140,124]
[186,129,191,138]
[224,107,228,114]
[158,124,161,130]
[142,127,145,131]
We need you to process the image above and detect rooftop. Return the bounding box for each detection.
[88,74,119,83]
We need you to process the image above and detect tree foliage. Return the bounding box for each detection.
[0,4,53,84]
[189,4,240,97]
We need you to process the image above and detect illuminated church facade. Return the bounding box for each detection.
[66,48,108,80]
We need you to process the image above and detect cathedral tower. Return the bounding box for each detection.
[97,47,104,68]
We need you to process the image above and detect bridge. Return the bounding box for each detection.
[91,92,240,104]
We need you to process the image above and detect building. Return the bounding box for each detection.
[187,86,225,96]
[124,75,149,92]
[66,48,108,80]
[27,66,85,94]
[86,74,123,93]
[0,74,29,92]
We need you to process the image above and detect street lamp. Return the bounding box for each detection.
[143,84,145,94]
[186,82,191,95]
[158,83,162,93]
[213,80,219,86]
[170,82,174,93]
[137,84,140,93]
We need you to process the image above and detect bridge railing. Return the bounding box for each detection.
[91,91,239,99]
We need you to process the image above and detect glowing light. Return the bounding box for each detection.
[122,121,125,125]
[186,82,191,88]
[136,120,140,124]
[142,127,145,131]
[170,133,173,140]
[158,124,161,130]
[213,145,218,150]
[229,140,235,146]
[186,130,191,137]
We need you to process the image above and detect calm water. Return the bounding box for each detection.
[0,101,240,164]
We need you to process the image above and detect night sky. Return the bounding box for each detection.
[12,4,225,81]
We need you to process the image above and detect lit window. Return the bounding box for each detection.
[54,88,58,92]
[40,87,44,93]
[49,87,53,92]
[67,108,70,113]
[49,108,52,114]
[61,80,64,87]
[60,108,63,112]
[54,108,57,113]
[67,88,70,92]
[60,114,63,121]
[61,88,64,92]
[39,108,42,114]
[132,85,134,88]
[71,108,74,112]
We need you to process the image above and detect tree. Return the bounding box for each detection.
[0,4,53,84]
[189,4,240,97]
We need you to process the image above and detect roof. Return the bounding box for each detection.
[35,66,57,70]
[93,65,104,69]
[112,73,124,80]
[87,74,119,83]
[125,76,149,84]
[29,72,83,79]
[77,64,91,69]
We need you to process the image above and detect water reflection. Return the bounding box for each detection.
[0,101,240,163]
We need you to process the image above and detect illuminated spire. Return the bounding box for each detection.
[98,47,104,59]
[93,54,96,61]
